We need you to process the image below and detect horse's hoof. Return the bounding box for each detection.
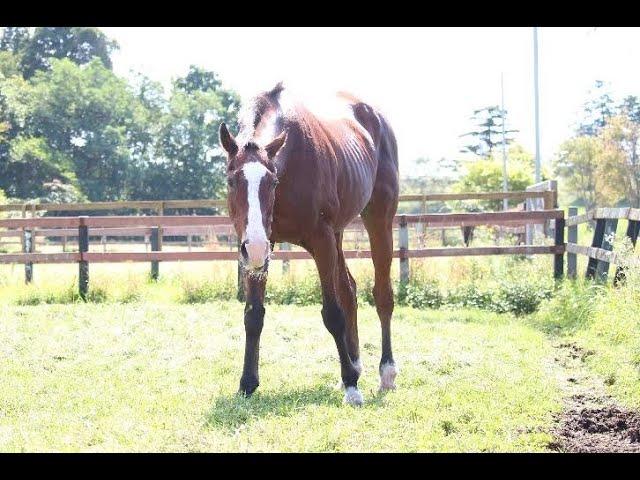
[379,362,398,391]
[343,386,364,406]
[239,378,259,397]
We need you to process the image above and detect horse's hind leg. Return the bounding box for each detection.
[335,232,361,376]
[362,207,398,391]
[309,225,363,405]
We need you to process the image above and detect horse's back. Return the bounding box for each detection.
[270,88,398,239]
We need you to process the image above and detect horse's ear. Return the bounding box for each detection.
[265,130,287,159]
[219,123,238,156]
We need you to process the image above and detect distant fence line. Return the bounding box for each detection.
[0,207,565,300]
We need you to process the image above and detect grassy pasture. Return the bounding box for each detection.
[0,244,639,452]
[0,302,560,452]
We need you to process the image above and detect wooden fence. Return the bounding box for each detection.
[566,206,640,284]
[0,189,562,299]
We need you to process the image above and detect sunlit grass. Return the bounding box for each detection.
[0,302,561,452]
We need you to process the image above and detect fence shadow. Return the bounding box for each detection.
[205,383,343,431]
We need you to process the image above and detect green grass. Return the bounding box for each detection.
[0,302,562,452]
[532,275,640,410]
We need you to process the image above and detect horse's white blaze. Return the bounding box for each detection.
[344,386,364,406]
[242,162,269,266]
[379,362,398,391]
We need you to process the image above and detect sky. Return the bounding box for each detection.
[101,27,640,178]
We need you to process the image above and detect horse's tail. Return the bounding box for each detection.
[374,111,399,175]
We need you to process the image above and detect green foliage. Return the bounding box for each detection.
[265,275,322,305]
[179,277,237,304]
[577,80,615,137]
[8,27,119,79]
[398,280,444,309]
[491,280,553,316]
[453,150,535,211]
[556,81,640,209]
[554,136,602,210]
[460,105,518,158]
[446,284,494,310]
[531,280,602,334]
[0,28,240,205]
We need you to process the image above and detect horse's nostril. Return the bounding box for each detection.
[240,241,249,261]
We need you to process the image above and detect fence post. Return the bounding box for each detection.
[237,238,245,302]
[399,215,409,285]
[78,217,89,300]
[554,214,565,279]
[281,242,290,274]
[586,218,606,280]
[595,218,618,282]
[150,226,160,281]
[614,219,640,286]
[23,229,34,284]
[567,207,578,279]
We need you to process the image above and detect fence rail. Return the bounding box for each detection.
[0,191,553,215]
[0,207,565,299]
[565,206,640,283]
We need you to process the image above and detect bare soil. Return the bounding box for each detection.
[549,342,640,453]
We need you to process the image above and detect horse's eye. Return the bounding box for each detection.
[271,179,279,190]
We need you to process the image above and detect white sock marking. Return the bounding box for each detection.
[344,386,364,406]
[379,362,398,391]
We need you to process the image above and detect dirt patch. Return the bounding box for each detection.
[550,404,640,452]
[548,343,640,453]
[557,342,595,361]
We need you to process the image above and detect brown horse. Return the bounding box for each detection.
[219,82,399,405]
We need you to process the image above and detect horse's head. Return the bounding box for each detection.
[219,122,287,272]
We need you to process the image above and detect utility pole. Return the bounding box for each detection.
[533,26,541,183]
[501,72,508,211]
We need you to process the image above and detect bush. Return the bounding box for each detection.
[446,284,494,310]
[179,278,235,304]
[400,280,444,309]
[532,280,604,334]
[265,275,322,305]
[492,281,553,316]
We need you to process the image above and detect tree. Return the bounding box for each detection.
[13,27,118,79]
[600,115,640,207]
[138,66,240,202]
[454,144,539,211]
[0,34,242,205]
[554,136,602,211]
[460,105,518,158]
[0,27,30,54]
[577,80,615,137]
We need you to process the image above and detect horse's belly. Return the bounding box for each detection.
[336,155,377,228]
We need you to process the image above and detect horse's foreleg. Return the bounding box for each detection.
[239,274,267,396]
[309,226,363,406]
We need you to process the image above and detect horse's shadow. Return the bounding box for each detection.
[205,383,389,431]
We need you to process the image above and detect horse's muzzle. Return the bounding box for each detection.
[241,239,270,270]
